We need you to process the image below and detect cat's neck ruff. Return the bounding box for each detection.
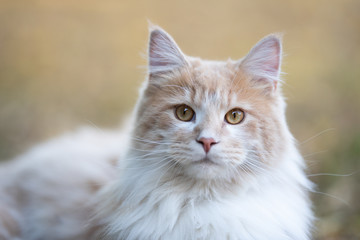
[100,147,313,240]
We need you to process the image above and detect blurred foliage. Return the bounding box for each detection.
[0,0,359,239]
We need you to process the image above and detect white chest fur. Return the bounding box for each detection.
[102,161,313,240]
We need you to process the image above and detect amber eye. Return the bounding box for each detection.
[175,104,195,122]
[225,108,245,124]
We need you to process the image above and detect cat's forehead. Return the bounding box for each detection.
[175,58,254,110]
[189,58,236,85]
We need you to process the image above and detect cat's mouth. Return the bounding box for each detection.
[193,157,217,165]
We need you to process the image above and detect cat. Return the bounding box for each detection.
[0,26,314,240]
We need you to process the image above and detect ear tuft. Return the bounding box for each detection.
[148,26,187,74]
[241,34,282,89]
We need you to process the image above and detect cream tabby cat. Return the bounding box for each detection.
[0,26,313,240]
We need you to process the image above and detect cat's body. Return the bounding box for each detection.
[0,26,313,240]
[0,127,127,239]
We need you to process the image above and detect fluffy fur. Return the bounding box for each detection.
[0,26,313,240]
[0,127,129,240]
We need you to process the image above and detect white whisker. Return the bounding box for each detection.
[303,150,328,158]
[300,128,335,145]
[311,190,351,207]
[308,171,359,177]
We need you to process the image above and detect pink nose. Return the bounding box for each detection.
[197,137,217,153]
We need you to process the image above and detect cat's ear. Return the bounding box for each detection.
[240,34,282,91]
[148,26,187,75]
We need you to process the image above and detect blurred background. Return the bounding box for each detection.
[0,0,359,239]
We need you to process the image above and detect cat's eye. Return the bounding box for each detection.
[175,104,195,122]
[225,108,245,125]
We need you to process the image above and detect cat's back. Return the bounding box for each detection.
[0,126,128,240]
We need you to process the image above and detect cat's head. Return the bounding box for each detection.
[132,26,290,182]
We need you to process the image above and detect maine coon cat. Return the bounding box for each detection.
[0,26,313,240]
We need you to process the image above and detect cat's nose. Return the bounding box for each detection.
[196,137,218,153]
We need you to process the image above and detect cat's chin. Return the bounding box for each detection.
[193,157,218,166]
[184,157,225,180]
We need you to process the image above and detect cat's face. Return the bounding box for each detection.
[133,27,286,181]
